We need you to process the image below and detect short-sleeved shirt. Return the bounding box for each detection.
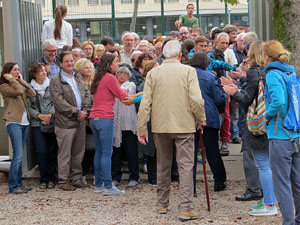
[180,15,199,28]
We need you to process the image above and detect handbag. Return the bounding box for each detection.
[35,93,55,133]
[246,68,266,136]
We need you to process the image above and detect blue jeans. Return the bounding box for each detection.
[251,148,276,205]
[6,123,29,193]
[32,127,58,184]
[89,118,114,189]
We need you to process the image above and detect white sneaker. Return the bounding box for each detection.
[249,205,278,216]
[103,186,125,195]
[94,185,104,193]
[127,180,138,187]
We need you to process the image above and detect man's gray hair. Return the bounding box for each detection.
[117,66,132,78]
[236,32,246,41]
[245,32,258,41]
[131,32,140,40]
[163,40,182,59]
[41,39,58,51]
[122,32,134,41]
[72,48,86,58]
[216,32,229,41]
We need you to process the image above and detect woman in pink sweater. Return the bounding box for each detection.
[89,54,128,195]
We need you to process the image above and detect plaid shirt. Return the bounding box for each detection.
[36,56,60,79]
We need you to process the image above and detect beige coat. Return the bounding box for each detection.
[0,78,36,123]
[137,58,206,136]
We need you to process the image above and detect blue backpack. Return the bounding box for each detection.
[267,69,300,152]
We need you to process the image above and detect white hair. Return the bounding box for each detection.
[131,32,140,40]
[163,40,181,59]
[216,32,229,41]
[122,32,134,41]
[41,39,58,51]
[130,50,142,60]
[236,32,246,41]
[72,48,86,58]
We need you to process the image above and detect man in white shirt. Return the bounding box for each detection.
[120,32,135,65]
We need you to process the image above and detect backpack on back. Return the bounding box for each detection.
[267,69,300,152]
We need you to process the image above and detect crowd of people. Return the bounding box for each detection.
[0,3,299,224]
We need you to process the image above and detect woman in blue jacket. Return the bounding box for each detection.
[263,40,300,225]
[191,51,227,192]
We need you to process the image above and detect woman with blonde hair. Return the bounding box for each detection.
[74,58,94,88]
[41,5,73,49]
[82,41,96,64]
[262,40,300,225]
[221,40,277,216]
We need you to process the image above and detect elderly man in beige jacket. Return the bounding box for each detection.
[137,40,206,221]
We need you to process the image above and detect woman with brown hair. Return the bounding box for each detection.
[27,62,57,190]
[41,5,73,50]
[0,62,36,194]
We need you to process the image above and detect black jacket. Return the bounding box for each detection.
[232,64,268,152]
[207,47,226,78]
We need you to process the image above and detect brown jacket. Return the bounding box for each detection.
[0,78,36,123]
[137,58,206,136]
[50,70,91,129]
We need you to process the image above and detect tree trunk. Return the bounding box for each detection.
[130,0,139,32]
[272,0,300,73]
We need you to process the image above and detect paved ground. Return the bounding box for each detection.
[0,143,283,224]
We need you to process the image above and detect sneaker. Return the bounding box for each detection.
[149,182,157,187]
[221,141,229,150]
[21,185,32,192]
[143,164,148,173]
[249,205,278,216]
[220,149,230,157]
[103,186,125,195]
[47,182,55,189]
[250,200,264,210]
[10,188,27,194]
[157,206,167,214]
[59,182,76,191]
[178,211,199,221]
[39,183,47,189]
[231,137,241,144]
[94,185,104,193]
[127,180,138,187]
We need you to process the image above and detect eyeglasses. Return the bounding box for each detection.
[180,32,189,35]
[117,72,129,76]
[46,49,57,53]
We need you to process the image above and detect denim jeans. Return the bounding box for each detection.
[89,118,114,189]
[6,123,29,193]
[32,127,58,184]
[251,148,276,205]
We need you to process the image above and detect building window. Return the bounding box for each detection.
[168,0,179,2]
[121,0,132,3]
[139,0,145,3]
[155,0,165,3]
[88,0,99,4]
[101,0,111,4]
[68,0,79,5]
[56,0,65,5]
[35,0,45,7]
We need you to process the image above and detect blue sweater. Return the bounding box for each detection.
[264,61,299,140]
[195,67,227,129]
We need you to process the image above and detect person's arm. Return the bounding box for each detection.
[108,76,128,101]
[264,71,285,121]
[67,22,73,47]
[210,57,237,72]
[0,77,24,97]
[41,21,50,43]
[192,17,199,27]
[175,15,184,29]
[18,78,36,98]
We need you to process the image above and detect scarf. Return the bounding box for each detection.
[30,77,50,97]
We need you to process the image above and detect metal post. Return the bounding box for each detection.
[225,0,228,24]
[196,0,200,23]
[228,8,231,24]
[161,0,164,35]
[52,0,56,18]
[111,0,116,40]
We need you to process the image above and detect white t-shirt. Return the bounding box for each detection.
[6,109,29,127]
[41,19,73,49]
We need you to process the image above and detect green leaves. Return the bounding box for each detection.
[220,0,240,5]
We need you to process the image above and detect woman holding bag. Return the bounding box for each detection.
[0,62,36,194]
[27,62,58,189]
[221,41,277,216]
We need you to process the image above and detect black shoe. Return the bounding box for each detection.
[214,182,226,192]
[235,192,263,201]
[231,137,241,144]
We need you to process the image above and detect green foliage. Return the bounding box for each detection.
[220,0,239,5]
[273,0,293,48]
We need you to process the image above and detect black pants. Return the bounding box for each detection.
[202,127,227,185]
[147,151,157,184]
[112,131,139,182]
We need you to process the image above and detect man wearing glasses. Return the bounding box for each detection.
[37,39,60,79]
[179,27,190,42]
[175,4,199,30]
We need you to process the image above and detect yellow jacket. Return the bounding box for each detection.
[137,58,206,136]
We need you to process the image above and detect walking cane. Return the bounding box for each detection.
[199,130,211,211]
